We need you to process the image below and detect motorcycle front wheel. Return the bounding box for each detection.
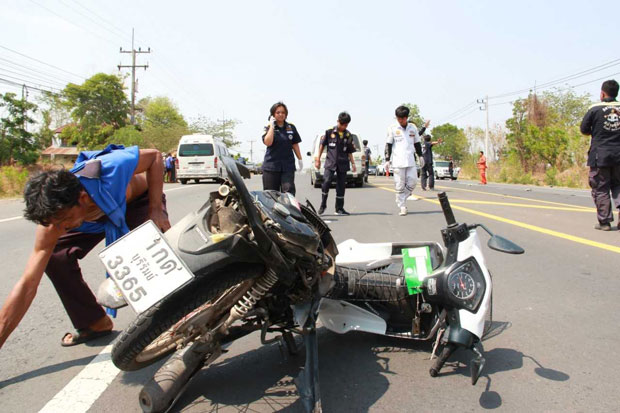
[111,263,264,371]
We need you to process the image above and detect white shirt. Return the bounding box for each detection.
[386,122,421,168]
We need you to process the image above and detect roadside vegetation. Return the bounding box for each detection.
[401,88,592,188]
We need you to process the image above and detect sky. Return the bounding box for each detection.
[1,0,619,162]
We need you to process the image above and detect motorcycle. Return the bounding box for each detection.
[97,155,523,413]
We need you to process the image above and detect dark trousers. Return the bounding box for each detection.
[321,168,346,210]
[421,163,435,189]
[262,170,296,195]
[589,166,620,224]
[45,193,168,330]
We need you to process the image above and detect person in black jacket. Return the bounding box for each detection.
[261,102,303,195]
[315,112,357,215]
[580,79,620,231]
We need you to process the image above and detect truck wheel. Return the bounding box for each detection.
[180,179,187,185]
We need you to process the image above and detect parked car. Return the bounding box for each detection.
[368,165,377,176]
[307,133,365,188]
[245,162,258,174]
[434,160,460,180]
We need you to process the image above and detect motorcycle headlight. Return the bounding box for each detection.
[444,257,486,312]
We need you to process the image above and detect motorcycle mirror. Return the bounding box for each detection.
[234,161,251,179]
[487,235,525,255]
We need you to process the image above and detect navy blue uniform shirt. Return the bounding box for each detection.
[262,121,302,172]
[321,127,356,171]
[581,98,620,167]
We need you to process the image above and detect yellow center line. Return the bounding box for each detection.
[446,200,593,212]
[372,185,620,255]
[434,184,593,210]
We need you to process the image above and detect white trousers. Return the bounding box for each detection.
[393,166,417,208]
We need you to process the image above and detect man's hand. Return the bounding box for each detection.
[297,158,304,171]
[351,163,357,173]
[419,157,425,168]
[315,158,321,169]
[150,208,171,232]
[424,119,431,128]
[385,161,390,173]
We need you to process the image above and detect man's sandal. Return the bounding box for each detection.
[61,328,113,347]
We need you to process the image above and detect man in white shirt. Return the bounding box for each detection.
[385,105,429,216]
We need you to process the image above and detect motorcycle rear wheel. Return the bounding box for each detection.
[111,264,263,371]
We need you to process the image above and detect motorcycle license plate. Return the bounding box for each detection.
[98,221,194,315]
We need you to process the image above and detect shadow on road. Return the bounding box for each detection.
[162,328,432,412]
[436,346,570,410]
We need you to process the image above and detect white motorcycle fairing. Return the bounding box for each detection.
[318,238,442,336]
[455,230,492,340]
[318,298,387,334]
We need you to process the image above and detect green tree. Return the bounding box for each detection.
[109,125,146,147]
[430,123,469,162]
[139,96,189,151]
[189,116,240,148]
[400,103,426,128]
[63,73,130,148]
[0,92,40,165]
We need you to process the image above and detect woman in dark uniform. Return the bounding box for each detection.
[261,102,303,195]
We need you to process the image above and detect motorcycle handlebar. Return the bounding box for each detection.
[438,192,457,227]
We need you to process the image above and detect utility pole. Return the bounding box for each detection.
[21,84,28,130]
[248,139,255,162]
[477,95,489,160]
[119,28,150,125]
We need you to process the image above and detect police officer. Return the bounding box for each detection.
[580,79,620,231]
[315,112,357,215]
[262,102,303,195]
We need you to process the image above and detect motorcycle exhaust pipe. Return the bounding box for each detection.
[139,342,220,413]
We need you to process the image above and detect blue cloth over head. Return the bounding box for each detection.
[70,144,140,317]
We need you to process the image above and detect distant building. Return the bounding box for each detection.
[40,125,79,165]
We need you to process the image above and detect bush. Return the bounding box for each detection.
[0,166,30,198]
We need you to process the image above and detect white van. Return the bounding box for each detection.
[307,133,365,188]
[176,134,230,184]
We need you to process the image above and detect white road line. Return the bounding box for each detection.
[39,344,119,413]
[0,216,22,223]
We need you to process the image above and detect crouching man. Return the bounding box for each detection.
[0,145,170,348]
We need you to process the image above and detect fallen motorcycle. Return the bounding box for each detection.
[97,156,523,413]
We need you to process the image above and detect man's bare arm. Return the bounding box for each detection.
[0,225,61,348]
[133,149,170,232]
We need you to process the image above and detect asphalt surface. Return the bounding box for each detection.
[0,172,619,412]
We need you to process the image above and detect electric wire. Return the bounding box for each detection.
[0,77,62,94]
[489,58,620,100]
[0,67,67,88]
[0,57,75,85]
[0,45,84,80]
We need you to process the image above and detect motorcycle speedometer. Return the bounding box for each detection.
[447,271,476,300]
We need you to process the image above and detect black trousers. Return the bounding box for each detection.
[589,165,620,224]
[262,170,296,195]
[421,163,435,189]
[321,168,346,210]
[45,193,168,329]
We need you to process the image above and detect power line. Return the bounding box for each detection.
[0,67,66,88]
[0,77,61,94]
[0,44,84,80]
[0,57,75,85]
[489,58,620,100]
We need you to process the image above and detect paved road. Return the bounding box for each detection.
[0,173,619,412]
